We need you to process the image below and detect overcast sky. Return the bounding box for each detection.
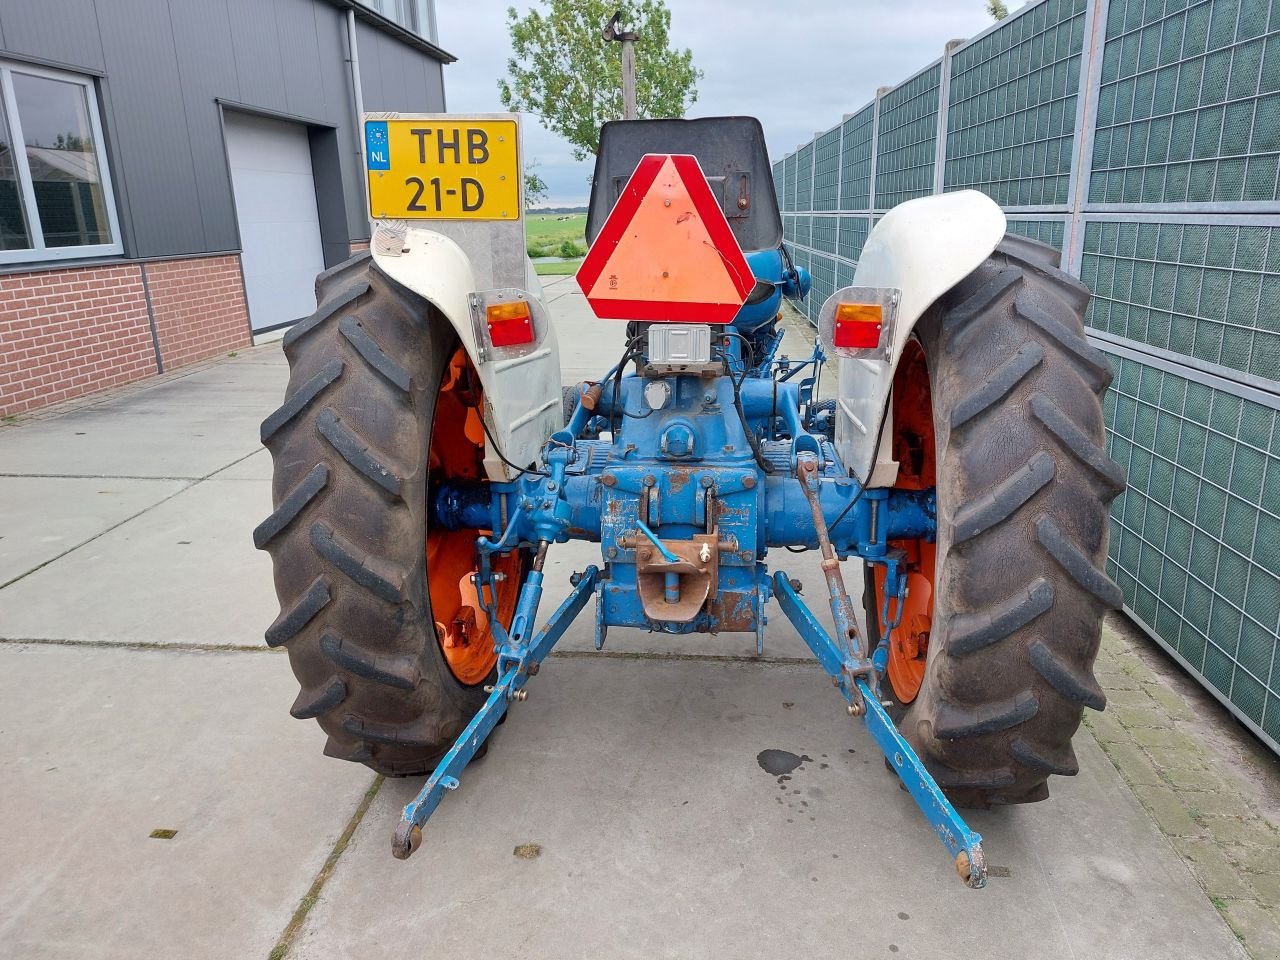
[435,1,999,207]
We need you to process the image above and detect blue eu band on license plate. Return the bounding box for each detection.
[366,121,390,171]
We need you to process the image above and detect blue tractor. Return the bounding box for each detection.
[257,116,1123,887]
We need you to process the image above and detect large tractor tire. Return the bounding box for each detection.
[866,235,1125,807]
[255,253,525,777]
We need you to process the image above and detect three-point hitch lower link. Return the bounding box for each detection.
[393,455,986,887]
[777,453,987,888]
[391,558,599,860]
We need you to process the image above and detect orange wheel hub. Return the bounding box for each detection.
[427,347,521,686]
[874,339,937,703]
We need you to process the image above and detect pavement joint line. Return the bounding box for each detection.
[0,445,262,591]
[0,636,280,654]
[0,636,827,667]
[0,472,205,481]
[267,775,384,960]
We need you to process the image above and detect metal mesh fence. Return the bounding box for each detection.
[1091,0,1280,205]
[1104,352,1280,743]
[875,62,943,209]
[946,0,1087,206]
[841,104,876,210]
[1081,219,1280,382]
[773,0,1280,753]
[814,126,842,211]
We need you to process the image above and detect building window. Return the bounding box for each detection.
[358,0,438,43]
[0,60,122,264]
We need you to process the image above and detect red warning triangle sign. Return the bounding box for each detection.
[576,154,754,324]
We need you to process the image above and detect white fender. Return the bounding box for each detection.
[835,190,1006,484]
[371,223,564,482]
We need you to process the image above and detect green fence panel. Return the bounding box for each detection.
[837,215,872,261]
[814,126,842,210]
[1091,0,1280,205]
[795,141,814,211]
[875,62,943,209]
[1081,219,1280,385]
[1105,353,1280,746]
[840,103,876,210]
[945,0,1086,206]
[810,215,838,254]
[1006,217,1068,252]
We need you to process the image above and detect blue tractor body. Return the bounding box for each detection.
[396,119,991,887]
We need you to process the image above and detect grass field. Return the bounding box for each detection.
[526,212,586,258]
[533,258,583,276]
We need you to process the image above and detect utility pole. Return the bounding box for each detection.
[603,11,638,120]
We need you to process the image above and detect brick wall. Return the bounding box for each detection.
[0,264,157,417]
[1,254,252,418]
[146,256,249,370]
[350,240,370,254]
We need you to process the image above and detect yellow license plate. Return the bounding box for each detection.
[365,117,520,221]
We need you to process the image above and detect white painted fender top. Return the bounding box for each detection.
[371,223,564,481]
[851,189,1007,325]
[836,191,1006,482]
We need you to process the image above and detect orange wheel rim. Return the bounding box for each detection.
[875,339,937,703]
[426,347,521,685]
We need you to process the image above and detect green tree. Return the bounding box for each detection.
[524,158,549,206]
[986,0,1009,19]
[499,0,701,161]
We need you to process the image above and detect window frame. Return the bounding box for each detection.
[0,59,123,265]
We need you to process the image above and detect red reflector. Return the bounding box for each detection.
[486,301,535,347]
[832,302,883,349]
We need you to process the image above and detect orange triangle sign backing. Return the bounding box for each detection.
[576,154,755,324]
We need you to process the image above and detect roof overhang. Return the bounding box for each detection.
[322,0,457,63]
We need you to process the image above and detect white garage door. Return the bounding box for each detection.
[224,111,326,333]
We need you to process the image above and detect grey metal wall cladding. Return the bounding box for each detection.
[0,0,445,260]
[354,20,445,112]
[0,1,107,72]
[776,0,1280,753]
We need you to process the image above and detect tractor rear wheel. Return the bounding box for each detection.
[867,235,1125,807]
[255,252,525,777]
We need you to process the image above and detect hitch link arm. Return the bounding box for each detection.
[772,571,987,889]
[392,563,600,860]
[795,454,873,714]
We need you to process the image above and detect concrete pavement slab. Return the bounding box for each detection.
[0,353,284,479]
[0,643,374,960]
[0,476,188,584]
[215,447,272,480]
[0,402,265,479]
[291,656,1243,960]
[0,478,276,647]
